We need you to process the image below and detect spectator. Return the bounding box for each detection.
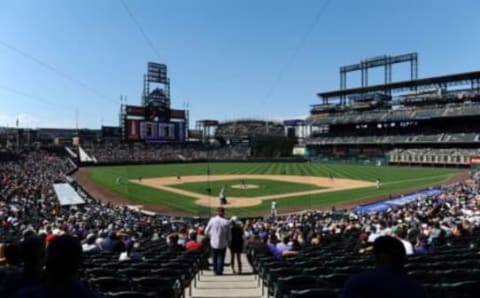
[177,228,188,246]
[229,217,244,274]
[0,243,22,292]
[119,242,144,262]
[166,234,185,252]
[15,235,102,298]
[394,229,414,256]
[82,234,99,253]
[101,232,124,253]
[266,234,298,259]
[185,232,203,252]
[341,236,427,298]
[0,236,45,297]
[205,207,231,275]
[276,235,292,254]
[413,235,431,255]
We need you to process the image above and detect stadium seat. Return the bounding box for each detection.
[89,277,131,292]
[85,268,117,278]
[118,268,151,278]
[131,276,181,297]
[290,288,340,298]
[105,291,157,298]
[263,267,304,296]
[273,275,317,298]
[437,281,480,298]
[317,273,350,288]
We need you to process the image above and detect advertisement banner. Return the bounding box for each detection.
[188,130,203,139]
[125,105,145,116]
[126,119,141,141]
[170,109,186,119]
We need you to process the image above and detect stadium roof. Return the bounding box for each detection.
[317,70,480,101]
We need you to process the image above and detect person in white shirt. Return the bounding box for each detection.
[394,229,414,255]
[82,234,99,253]
[271,201,277,218]
[205,207,231,275]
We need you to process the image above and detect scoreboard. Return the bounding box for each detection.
[125,120,185,142]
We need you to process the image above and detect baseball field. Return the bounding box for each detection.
[77,162,462,216]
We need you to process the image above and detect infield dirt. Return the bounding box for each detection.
[131,174,375,207]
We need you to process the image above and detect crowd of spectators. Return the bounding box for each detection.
[242,170,480,258]
[1,148,480,297]
[239,171,480,297]
[0,150,211,297]
[82,142,250,164]
[215,120,285,138]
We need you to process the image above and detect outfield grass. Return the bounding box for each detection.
[169,179,323,197]
[87,162,459,215]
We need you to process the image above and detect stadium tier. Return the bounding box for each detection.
[80,142,251,164]
[308,101,480,126]
[307,133,480,145]
[388,148,479,166]
[305,60,480,167]
[215,120,285,139]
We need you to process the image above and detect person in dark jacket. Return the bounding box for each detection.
[341,236,427,298]
[229,217,244,274]
[15,235,102,298]
[0,236,45,298]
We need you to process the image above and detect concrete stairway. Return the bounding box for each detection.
[187,252,262,298]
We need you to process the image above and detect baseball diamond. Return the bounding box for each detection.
[77,162,460,215]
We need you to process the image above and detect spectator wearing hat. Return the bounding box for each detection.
[205,207,231,275]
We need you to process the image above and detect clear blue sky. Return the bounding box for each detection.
[1,0,479,129]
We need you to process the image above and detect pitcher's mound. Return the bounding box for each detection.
[231,184,259,189]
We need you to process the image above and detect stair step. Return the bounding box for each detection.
[190,252,260,298]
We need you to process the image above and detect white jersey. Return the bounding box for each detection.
[219,187,225,199]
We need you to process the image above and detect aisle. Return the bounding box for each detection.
[188,252,262,298]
